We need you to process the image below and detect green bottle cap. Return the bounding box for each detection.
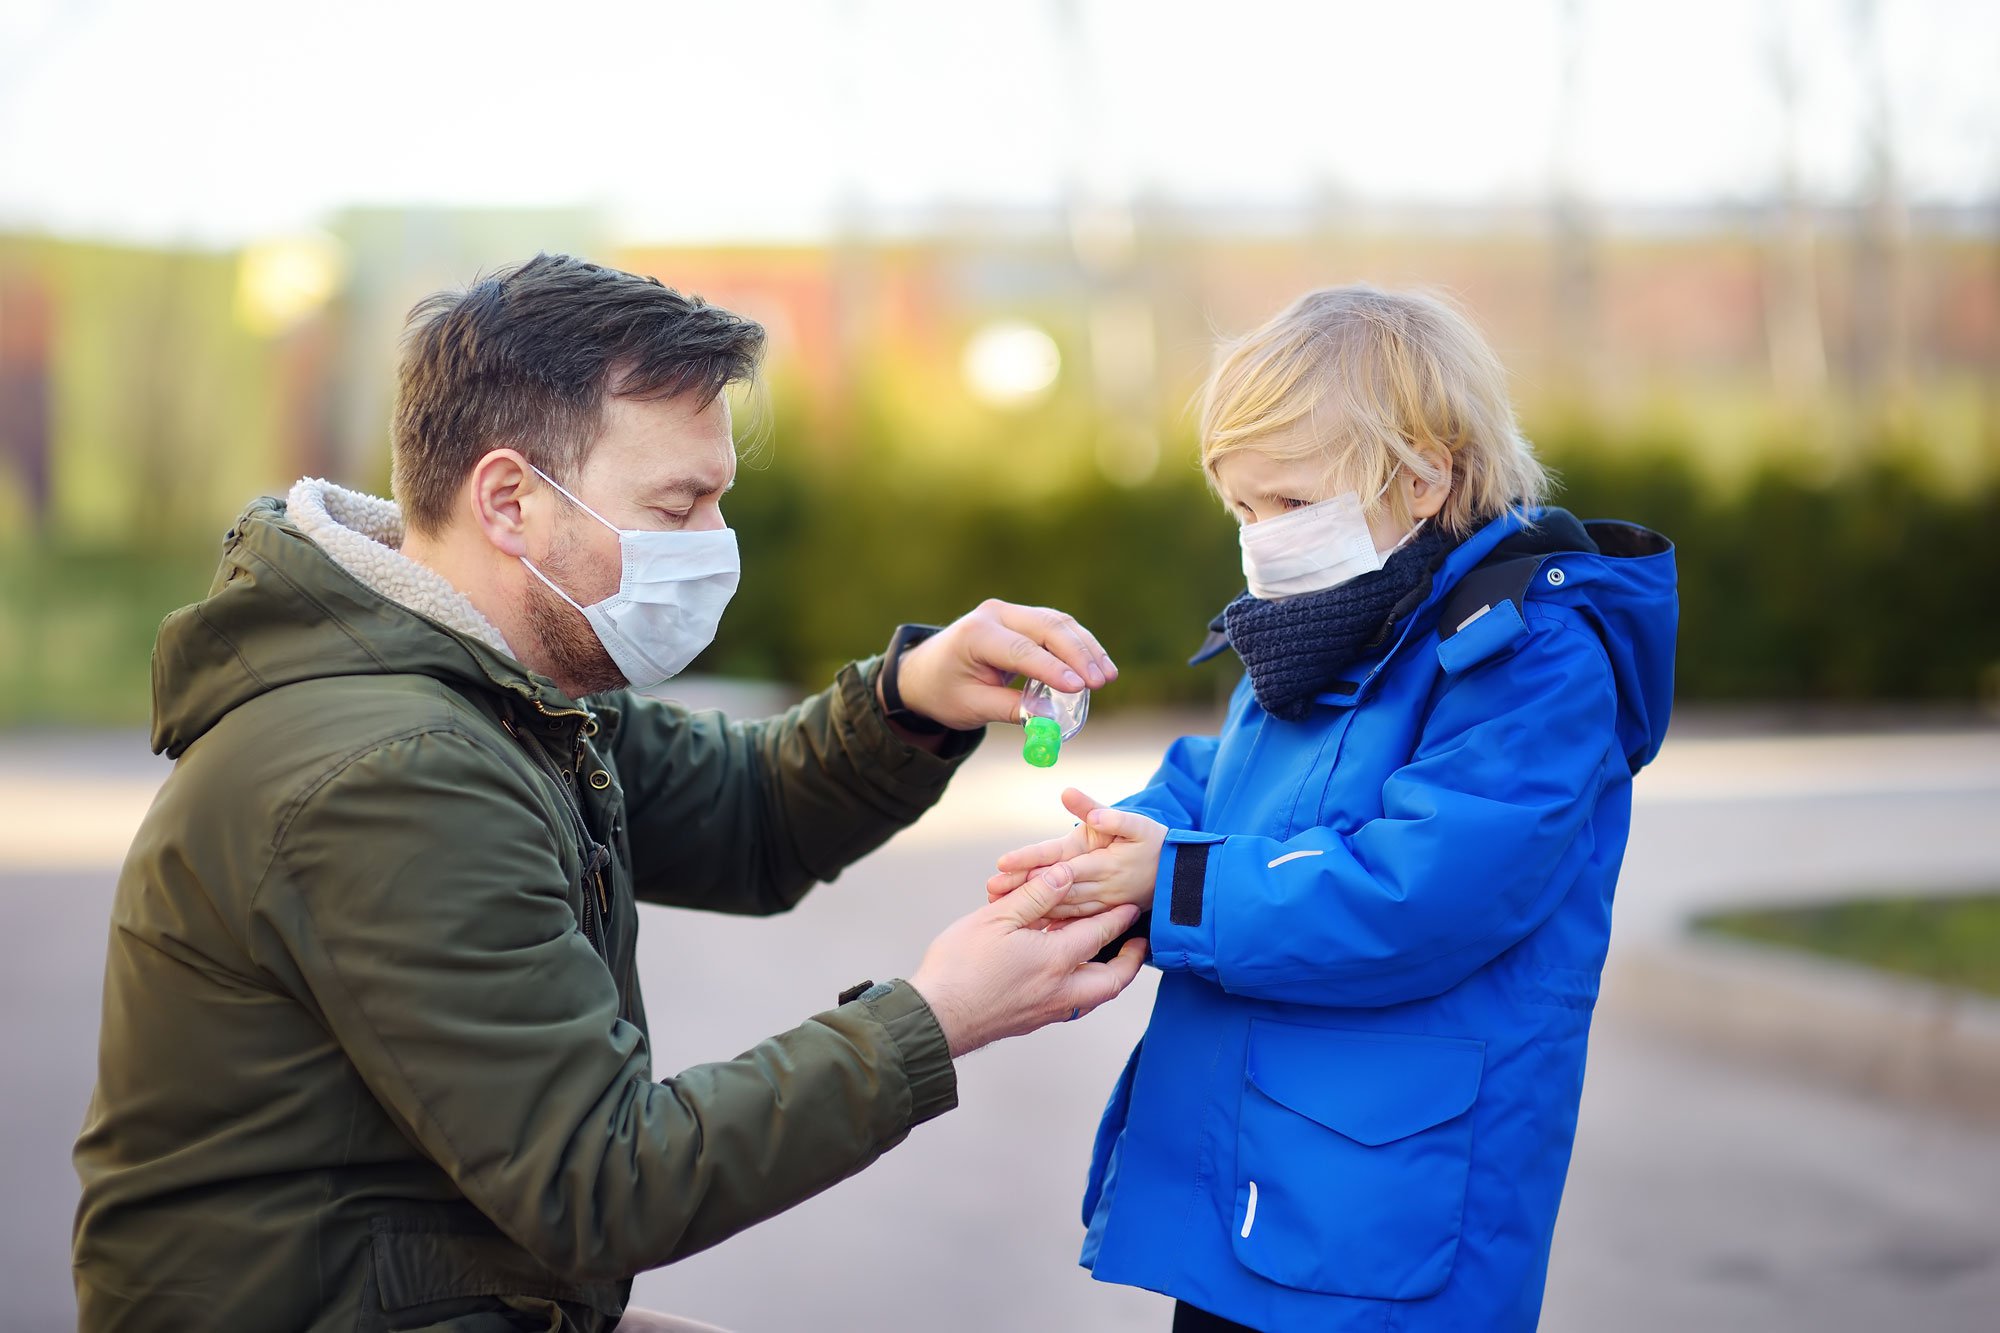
[1022,715,1061,767]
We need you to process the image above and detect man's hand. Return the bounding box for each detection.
[878,600,1117,734]
[986,788,1166,921]
[908,862,1148,1058]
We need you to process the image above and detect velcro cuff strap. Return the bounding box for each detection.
[1169,841,1211,927]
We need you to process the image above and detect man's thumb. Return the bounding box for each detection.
[994,861,1072,924]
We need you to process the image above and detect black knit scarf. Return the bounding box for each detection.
[1224,525,1458,721]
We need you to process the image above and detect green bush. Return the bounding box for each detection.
[5,421,1997,728]
[1548,444,2000,702]
[0,542,218,730]
[700,425,2000,711]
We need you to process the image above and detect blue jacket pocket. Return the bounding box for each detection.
[1231,1021,1484,1300]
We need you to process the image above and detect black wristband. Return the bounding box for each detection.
[881,623,950,735]
[839,978,894,1006]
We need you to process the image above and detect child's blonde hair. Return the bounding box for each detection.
[1196,285,1547,536]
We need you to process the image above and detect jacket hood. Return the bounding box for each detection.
[151,492,577,758]
[1193,504,1677,774]
[1431,506,1678,774]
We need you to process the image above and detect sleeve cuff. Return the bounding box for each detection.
[839,658,984,796]
[859,978,959,1127]
[1147,831,1223,978]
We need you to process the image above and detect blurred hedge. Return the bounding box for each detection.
[4,425,1997,728]
[702,434,2000,710]
[1540,432,2000,704]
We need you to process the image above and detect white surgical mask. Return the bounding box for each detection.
[520,465,741,690]
[1239,475,1424,600]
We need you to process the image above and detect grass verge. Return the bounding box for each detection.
[1696,894,2000,998]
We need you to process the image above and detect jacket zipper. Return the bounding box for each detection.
[502,715,610,960]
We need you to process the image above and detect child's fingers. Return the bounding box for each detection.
[1065,848,1120,884]
[986,867,1038,899]
[995,835,1073,873]
[1059,788,1105,824]
[1085,805,1157,843]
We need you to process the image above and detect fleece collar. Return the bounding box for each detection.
[285,478,515,659]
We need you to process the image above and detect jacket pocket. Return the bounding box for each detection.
[1230,1021,1484,1300]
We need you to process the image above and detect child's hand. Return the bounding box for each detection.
[987,788,1167,921]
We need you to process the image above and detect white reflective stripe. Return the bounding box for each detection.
[1241,1180,1259,1238]
[1455,602,1492,632]
[1266,849,1325,869]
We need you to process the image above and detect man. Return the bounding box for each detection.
[73,253,1147,1332]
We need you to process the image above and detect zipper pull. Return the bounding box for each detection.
[588,844,611,913]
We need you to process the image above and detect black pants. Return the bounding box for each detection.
[1172,1300,1258,1333]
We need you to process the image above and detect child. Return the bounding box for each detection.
[989,286,1677,1332]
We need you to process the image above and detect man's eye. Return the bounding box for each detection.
[655,508,692,525]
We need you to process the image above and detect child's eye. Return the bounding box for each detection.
[1278,497,1310,510]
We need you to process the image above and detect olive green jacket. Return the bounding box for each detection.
[73,497,974,1332]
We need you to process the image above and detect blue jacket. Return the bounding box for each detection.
[1080,508,1677,1331]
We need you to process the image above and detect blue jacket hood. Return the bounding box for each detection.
[1425,506,1677,774]
[1195,505,1678,774]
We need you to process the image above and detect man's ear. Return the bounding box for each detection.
[467,448,537,559]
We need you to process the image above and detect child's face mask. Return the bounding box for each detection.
[1238,473,1423,600]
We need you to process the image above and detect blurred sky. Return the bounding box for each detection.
[2,0,1997,246]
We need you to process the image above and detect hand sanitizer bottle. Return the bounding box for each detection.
[1019,678,1089,767]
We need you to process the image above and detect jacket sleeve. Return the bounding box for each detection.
[1115,733,1220,829]
[1145,611,1622,1008]
[602,658,980,915]
[247,727,956,1282]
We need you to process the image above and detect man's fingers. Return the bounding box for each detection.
[997,603,1113,690]
[958,681,1037,729]
[1062,937,1148,1018]
[1044,899,1110,921]
[991,862,1074,926]
[987,866,1050,899]
[985,623,1090,697]
[1052,902,1139,966]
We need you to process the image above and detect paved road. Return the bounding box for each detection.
[5,717,1999,1330]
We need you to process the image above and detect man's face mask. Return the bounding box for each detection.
[519,465,741,690]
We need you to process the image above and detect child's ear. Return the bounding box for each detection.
[1407,445,1453,520]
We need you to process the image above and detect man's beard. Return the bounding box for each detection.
[523,540,627,699]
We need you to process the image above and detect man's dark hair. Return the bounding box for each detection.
[391,252,765,533]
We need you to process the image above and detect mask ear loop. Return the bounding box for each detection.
[1372,468,1429,557]
[521,464,621,612]
[529,463,622,536]
[521,556,590,615]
